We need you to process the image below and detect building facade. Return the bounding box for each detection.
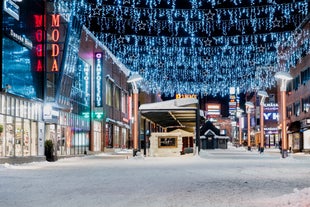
[1,0,135,162]
[279,18,310,153]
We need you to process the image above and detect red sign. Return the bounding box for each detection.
[34,14,45,72]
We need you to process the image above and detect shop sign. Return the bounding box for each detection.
[95,53,103,107]
[9,29,32,49]
[50,14,60,72]
[175,93,197,99]
[4,0,20,21]
[34,14,45,72]
[263,103,279,121]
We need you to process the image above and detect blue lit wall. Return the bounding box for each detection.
[2,37,42,99]
[2,0,44,99]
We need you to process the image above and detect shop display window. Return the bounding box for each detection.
[0,115,4,157]
[5,116,14,157]
[158,137,178,148]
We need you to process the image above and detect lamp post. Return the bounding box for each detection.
[245,102,254,151]
[257,90,268,153]
[275,71,293,158]
[127,73,143,157]
[236,109,244,146]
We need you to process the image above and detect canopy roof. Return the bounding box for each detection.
[139,98,205,130]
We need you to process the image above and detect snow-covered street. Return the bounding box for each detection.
[1,148,310,207]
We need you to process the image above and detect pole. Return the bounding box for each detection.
[239,117,242,146]
[281,90,288,158]
[133,91,139,156]
[260,103,265,153]
[247,109,251,151]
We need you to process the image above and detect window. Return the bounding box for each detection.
[287,105,292,118]
[293,75,300,90]
[121,91,127,113]
[158,137,177,148]
[287,81,292,93]
[106,81,112,106]
[115,87,120,110]
[294,101,300,116]
[302,96,310,113]
[301,67,310,85]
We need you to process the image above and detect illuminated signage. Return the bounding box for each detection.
[229,87,237,115]
[95,53,103,107]
[50,14,60,72]
[4,0,20,21]
[34,14,45,72]
[82,111,105,120]
[84,64,90,104]
[264,103,279,121]
[263,112,279,121]
[9,29,32,49]
[175,94,197,99]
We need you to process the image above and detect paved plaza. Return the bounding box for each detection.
[1,147,310,207]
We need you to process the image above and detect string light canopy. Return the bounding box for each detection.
[54,0,309,96]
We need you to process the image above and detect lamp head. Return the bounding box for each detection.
[257,90,268,98]
[274,71,293,81]
[258,90,268,104]
[245,101,254,108]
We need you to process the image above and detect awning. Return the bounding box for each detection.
[139,98,205,131]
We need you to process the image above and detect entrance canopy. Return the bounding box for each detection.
[139,98,205,131]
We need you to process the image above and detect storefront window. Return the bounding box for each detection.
[158,137,177,148]
[31,121,38,156]
[114,125,120,148]
[0,95,4,114]
[6,116,14,156]
[23,120,30,156]
[122,128,127,148]
[15,118,22,156]
[0,115,4,157]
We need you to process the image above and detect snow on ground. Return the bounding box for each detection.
[1,145,310,207]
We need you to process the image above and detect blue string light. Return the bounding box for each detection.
[54,0,309,96]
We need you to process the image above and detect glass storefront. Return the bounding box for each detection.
[0,94,43,157]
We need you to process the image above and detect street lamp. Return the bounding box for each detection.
[257,90,268,153]
[245,101,254,151]
[127,73,143,156]
[275,71,293,158]
[236,109,244,146]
